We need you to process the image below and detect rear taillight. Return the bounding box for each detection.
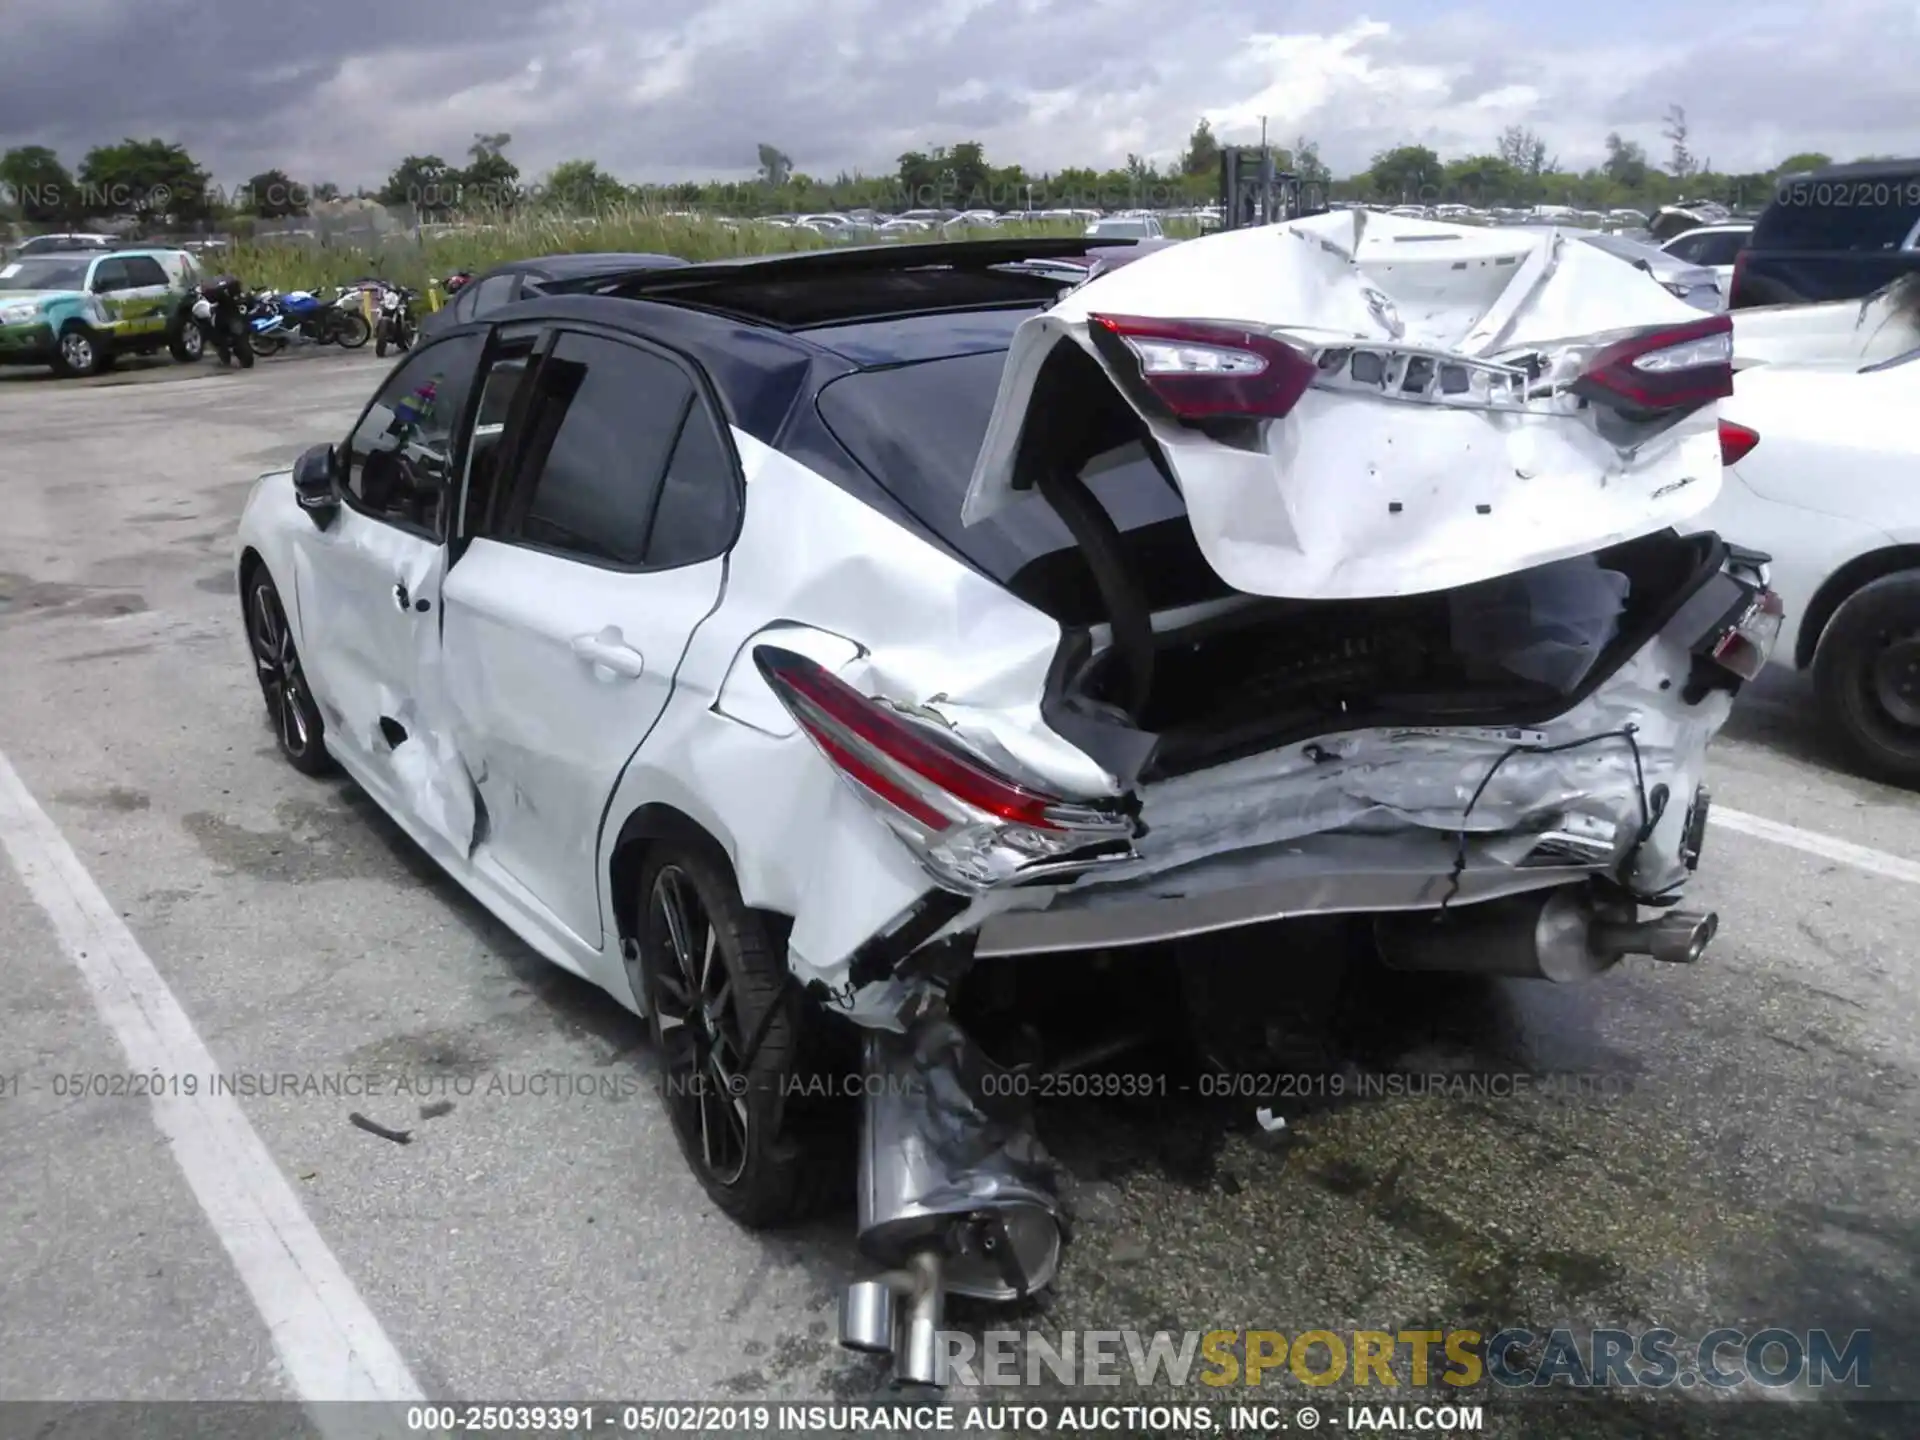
[1707,588,1784,681]
[1087,313,1319,420]
[753,646,1136,891]
[1719,420,1759,465]
[1572,313,1733,416]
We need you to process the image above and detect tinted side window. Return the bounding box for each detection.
[508,333,694,567]
[343,333,487,535]
[646,404,740,567]
[124,256,168,287]
[1695,232,1748,266]
[469,273,518,317]
[1663,234,1703,262]
[91,258,130,291]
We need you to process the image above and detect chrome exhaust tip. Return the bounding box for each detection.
[838,1278,896,1355]
[1595,909,1718,965]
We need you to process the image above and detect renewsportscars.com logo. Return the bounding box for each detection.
[932,1326,1873,1391]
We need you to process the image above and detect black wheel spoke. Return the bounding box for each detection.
[648,863,751,1187]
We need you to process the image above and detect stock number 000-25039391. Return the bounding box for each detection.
[406,1405,776,1433]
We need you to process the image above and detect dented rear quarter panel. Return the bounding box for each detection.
[591,428,1089,1019]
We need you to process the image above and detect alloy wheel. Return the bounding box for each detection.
[647,865,750,1185]
[60,332,94,372]
[247,581,311,758]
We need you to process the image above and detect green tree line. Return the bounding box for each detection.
[0,114,1888,231]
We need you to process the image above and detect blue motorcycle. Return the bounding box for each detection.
[247,288,371,356]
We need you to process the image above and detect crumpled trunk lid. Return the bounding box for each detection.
[964,211,1728,600]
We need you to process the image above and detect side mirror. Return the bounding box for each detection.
[293,443,340,529]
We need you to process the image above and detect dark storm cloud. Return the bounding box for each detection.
[1,0,1911,186]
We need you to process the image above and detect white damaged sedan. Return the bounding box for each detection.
[234,215,1776,1380]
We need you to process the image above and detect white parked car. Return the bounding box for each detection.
[1697,280,1920,782]
[1084,214,1164,240]
[1661,223,1752,290]
[233,220,1772,1381]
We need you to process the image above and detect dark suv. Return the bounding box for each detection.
[1728,158,1920,308]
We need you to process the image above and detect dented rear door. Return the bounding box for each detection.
[437,327,733,949]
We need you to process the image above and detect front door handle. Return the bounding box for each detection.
[571,628,645,678]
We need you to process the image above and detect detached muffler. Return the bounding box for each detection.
[838,1016,1064,1385]
[1374,886,1718,982]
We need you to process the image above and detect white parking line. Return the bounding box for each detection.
[1713,805,1920,886]
[0,748,421,1419]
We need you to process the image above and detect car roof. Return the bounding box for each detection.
[464,238,1127,442]
[480,252,691,283]
[1781,158,1920,181]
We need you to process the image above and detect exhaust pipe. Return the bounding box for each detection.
[839,1018,1065,1376]
[1374,887,1719,983]
[1593,909,1718,966]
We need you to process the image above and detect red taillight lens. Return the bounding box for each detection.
[1087,313,1318,419]
[1719,419,1759,465]
[1709,588,1784,680]
[1574,313,1734,415]
[753,646,1068,831]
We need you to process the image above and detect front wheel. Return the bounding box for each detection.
[50,324,106,378]
[332,311,371,349]
[633,846,821,1228]
[244,567,332,777]
[1812,570,1920,788]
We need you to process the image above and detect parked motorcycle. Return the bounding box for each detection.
[246,289,291,357]
[269,288,373,350]
[373,284,419,357]
[191,275,254,369]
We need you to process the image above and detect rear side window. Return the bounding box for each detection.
[123,256,168,287]
[815,349,1203,621]
[1689,231,1748,266]
[469,272,518,317]
[502,331,737,569]
[1754,175,1920,251]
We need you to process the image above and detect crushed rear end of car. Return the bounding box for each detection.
[731,218,1779,1377]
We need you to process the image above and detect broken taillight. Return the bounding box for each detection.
[1087,313,1319,420]
[753,646,1136,892]
[1718,419,1759,465]
[1706,587,1784,681]
[1572,313,1734,416]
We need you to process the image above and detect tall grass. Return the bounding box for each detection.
[227,203,1101,294]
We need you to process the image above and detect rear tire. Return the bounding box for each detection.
[168,312,204,362]
[333,311,371,349]
[632,844,821,1228]
[1811,570,1920,788]
[250,330,286,357]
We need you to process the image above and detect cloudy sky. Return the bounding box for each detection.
[2,0,1915,190]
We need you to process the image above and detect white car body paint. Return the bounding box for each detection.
[1730,280,1920,370]
[966,211,1724,599]
[237,236,1763,1036]
[1699,336,1920,672]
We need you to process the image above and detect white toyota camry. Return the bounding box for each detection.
[234,219,1774,1379]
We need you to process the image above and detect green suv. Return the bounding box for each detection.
[0,247,206,377]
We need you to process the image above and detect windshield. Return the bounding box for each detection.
[0,257,90,291]
[1088,220,1152,237]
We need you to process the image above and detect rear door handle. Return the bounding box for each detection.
[571,628,645,678]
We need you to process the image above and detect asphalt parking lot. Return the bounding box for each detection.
[1,354,1916,1438]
